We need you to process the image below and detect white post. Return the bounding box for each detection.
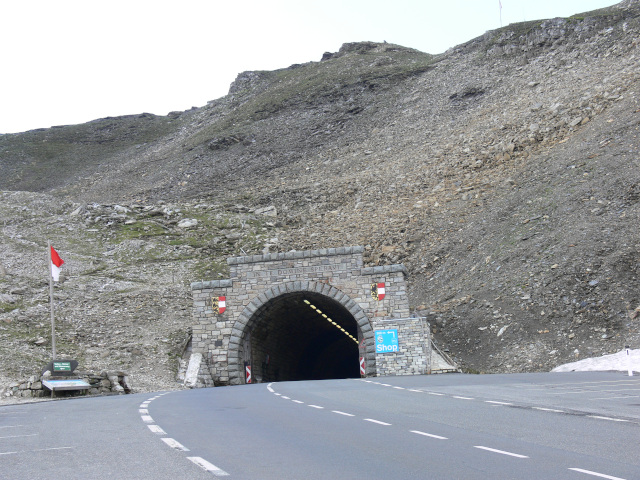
[48,241,56,361]
[627,346,633,377]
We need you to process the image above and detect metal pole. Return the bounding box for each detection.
[48,241,56,361]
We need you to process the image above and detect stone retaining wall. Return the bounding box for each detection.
[2,371,132,399]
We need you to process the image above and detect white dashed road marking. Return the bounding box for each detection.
[474,446,529,458]
[148,425,166,435]
[332,410,355,417]
[410,430,448,440]
[187,457,230,476]
[568,467,626,480]
[0,434,38,439]
[532,407,564,413]
[587,416,629,423]
[364,418,391,426]
[0,446,73,456]
[161,438,190,451]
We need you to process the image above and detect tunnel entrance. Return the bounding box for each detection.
[190,246,414,386]
[241,292,361,382]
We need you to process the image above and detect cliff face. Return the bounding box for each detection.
[1,1,639,393]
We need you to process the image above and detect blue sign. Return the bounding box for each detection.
[375,329,398,353]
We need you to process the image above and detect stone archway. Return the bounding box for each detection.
[228,281,375,385]
[190,246,419,387]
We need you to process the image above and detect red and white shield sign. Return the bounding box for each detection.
[245,364,252,384]
[359,357,366,376]
[211,296,226,314]
[371,283,386,301]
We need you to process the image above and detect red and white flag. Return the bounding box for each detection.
[51,246,64,281]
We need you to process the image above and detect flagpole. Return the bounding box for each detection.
[48,241,56,361]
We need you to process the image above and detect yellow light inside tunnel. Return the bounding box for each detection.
[306,299,359,344]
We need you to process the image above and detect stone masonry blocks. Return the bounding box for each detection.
[191,246,415,386]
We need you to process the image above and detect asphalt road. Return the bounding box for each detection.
[2,372,639,479]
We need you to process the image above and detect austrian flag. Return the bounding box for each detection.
[50,246,64,282]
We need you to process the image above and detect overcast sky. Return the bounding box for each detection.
[1,0,618,134]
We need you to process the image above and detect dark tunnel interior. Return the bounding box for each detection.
[244,292,361,382]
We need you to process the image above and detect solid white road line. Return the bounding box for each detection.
[332,410,355,417]
[587,416,629,422]
[364,419,391,426]
[410,430,448,440]
[568,467,626,480]
[148,425,166,435]
[187,456,230,476]
[161,438,190,451]
[474,446,529,458]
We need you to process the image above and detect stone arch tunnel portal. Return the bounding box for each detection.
[190,246,421,387]
[240,291,362,382]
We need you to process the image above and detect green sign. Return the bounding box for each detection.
[53,361,72,372]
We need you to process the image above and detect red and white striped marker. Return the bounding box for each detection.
[245,364,252,384]
[359,357,365,376]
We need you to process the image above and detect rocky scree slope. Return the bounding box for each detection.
[0,0,639,395]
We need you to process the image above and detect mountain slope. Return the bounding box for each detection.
[1,1,639,395]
